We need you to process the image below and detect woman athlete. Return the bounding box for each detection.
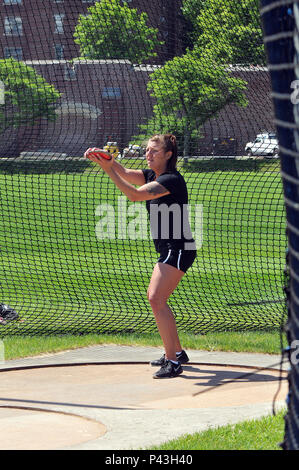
[85,134,196,379]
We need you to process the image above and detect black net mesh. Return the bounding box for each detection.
[260,0,299,451]
[0,0,287,337]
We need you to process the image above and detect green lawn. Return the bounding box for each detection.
[2,329,286,360]
[0,156,288,452]
[146,408,286,450]
[0,157,287,337]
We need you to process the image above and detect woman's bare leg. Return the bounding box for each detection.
[147,262,185,362]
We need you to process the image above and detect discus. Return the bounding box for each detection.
[86,147,112,160]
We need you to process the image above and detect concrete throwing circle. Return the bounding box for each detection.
[0,362,288,450]
[0,406,106,450]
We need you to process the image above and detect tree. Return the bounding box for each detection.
[0,59,61,134]
[180,0,207,49]
[132,48,248,157]
[183,0,266,65]
[132,0,263,156]
[74,0,163,64]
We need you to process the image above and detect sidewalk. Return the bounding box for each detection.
[0,345,288,450]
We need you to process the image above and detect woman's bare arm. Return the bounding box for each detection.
[85,151,167,200]
[105,167,169,202]
[111,160,146,186]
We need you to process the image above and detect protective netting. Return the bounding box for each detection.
[260,0,299,451]
[0,0,287,337]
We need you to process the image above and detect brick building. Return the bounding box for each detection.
[16,60,154,157]
[0,0,183,62]
[0,1,274,158]
[0,59,274,158]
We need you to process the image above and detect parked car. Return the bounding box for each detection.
[103,141,121,158]
[245,133,279,157]
[122,144,144,158]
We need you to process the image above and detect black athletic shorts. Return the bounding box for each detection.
[157,248,197,273]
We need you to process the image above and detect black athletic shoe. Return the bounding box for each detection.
[150,350,189,367]
[153,360,183,379]
[0,304,19,325]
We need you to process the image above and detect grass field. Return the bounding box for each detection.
[2,329,286,360]
[146,408,286,450]
[0,157,287,337]
[0,156,288,451]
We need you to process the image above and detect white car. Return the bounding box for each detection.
[245,133,279,157]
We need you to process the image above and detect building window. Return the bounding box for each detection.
[54,44,64,59]
[4,0,22,4]
[4,17,23,36]
[64,64,76,80]
[4,47,23,60]
[54,14,65,34]
[102,87,122,99]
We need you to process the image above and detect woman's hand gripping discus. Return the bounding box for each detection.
[84,147,114,170]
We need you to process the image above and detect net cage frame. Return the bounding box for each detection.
[260,0,299,451]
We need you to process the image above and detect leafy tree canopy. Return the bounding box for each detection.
[74,0,163,64]
[133,48,248,156]
[182,0,266,65]
[0,59,61,134]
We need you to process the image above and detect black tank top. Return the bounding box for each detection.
[142,169,196,253]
